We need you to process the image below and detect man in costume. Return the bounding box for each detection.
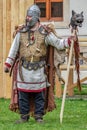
[4,4,75,124]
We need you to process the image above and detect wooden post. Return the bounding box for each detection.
[67,69,74,96]
[55,72,62,98]
[0,0,3,97]
[67,55,74,96]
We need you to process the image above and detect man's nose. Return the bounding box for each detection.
[27,16,32,20]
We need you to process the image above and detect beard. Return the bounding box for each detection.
[26,19,36,27]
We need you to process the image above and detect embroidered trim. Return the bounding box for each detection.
[8,57,14,61]
[17,87,46,92]
[5,63,11,68]
[68,38,71,47]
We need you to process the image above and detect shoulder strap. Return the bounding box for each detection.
[38,23,55,35]
[40,23,62,38]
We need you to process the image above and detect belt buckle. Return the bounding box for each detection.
[33,63,39,70]
[23,60,28,68]
[28,62,33,70]
[39,61,46,68]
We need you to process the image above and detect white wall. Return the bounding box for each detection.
[56,0,87,37]
[70,0,87,35]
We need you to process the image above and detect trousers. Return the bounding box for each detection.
[18,91,45,118]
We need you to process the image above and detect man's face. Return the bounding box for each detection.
[26,16,32,22]
[26,14,38,27]
[26,15,33,27]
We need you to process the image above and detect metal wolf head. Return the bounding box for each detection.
[69,10,84,29]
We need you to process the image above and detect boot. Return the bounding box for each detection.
[15,115,29,124]
[34,114,44,123]
[36,118,44,123]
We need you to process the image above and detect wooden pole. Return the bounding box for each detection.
[60,40,74,124]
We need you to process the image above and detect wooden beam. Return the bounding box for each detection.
[78,38,87,42]
[70,77,87,89]
[55,73,62,98]
[3,0,7,98]
[60,65,87,70]
[5,0,11,98]
[19,0,25,24]
[11,0,19,42]
[0,0,3,97]
[67,68,74,96]
[79,42,87,46]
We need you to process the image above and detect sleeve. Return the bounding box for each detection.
[5,33,20,68]
[45,32,70,50]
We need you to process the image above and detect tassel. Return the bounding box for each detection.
[74,34,81,91]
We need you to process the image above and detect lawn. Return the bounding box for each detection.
[0,96,87,130]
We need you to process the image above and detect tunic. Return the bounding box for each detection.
[5,24,69,92]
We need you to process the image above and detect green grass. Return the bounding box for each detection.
[61,84,87,95]
[74,84,87,95]
[0,98,87,130]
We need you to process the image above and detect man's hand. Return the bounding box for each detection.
[4,65,10,73]
[68,35,77,47]
[69,35,77,42]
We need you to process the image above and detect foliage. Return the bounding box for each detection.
[0,97,87,130]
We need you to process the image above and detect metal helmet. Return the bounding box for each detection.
[26,4,41,27]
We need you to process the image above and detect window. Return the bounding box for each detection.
[34,0,63,22]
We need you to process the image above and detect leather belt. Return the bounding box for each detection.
[21,57,46,70]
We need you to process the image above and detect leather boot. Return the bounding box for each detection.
[34,114,44,123]
[15,115,29,124]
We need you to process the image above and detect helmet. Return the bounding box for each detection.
[26,4,41,27]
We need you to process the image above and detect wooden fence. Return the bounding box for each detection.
[0,0,34,98]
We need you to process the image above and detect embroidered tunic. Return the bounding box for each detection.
[5,25,69,92]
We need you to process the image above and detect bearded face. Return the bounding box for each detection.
[26,15,39,28]
[26,16,33,27]
[26,4,41,28]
